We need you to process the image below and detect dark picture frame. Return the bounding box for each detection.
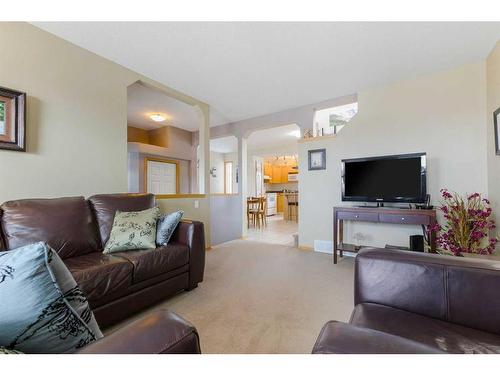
[308,148,326,170]
[0,86,26,152]
[495,107,500,155]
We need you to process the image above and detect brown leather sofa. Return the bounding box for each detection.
[313,248,500,354]
[0,193,205,353]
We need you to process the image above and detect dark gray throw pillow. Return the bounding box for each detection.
[156,210,184,246]
[0,242,103,353]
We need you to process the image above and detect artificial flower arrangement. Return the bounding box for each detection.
[429,189,497,256]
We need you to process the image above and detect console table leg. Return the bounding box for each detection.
[333,213,338,264]
[339,220,344,258]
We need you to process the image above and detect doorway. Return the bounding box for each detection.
[244,124,300,246]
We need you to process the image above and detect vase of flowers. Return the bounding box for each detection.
[429,189,497,256]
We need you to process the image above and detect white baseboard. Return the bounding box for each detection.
[314,240,333,254]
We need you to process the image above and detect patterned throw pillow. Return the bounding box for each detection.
[0,242,103,353]
[0,347,23,354]
[156,210,184,246]
[103,206,160,253]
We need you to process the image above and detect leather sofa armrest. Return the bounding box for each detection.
[77,310,201,354]
[354,248,500,329]
[312,321,443,354]
[171,220,205,289]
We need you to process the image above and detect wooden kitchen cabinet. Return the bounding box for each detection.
[271,165,282,183]
[264,162,272,178]
[264,161,298,184]
[284,166,295,181]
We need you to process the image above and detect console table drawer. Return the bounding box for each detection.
[379,213,430,225]
[337,211,379,222]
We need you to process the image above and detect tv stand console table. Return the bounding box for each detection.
[333,206,437,264]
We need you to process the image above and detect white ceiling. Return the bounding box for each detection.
[34,22,500,124]
[209,124,300,154]
[127,82,201,130]
[247,124,299,151]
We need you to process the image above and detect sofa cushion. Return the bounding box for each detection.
[0,242,102,353]
[312,320,443,354]
[156,210,184,246]
[88,193,156,247]
[64,252,133,305]
[1,197,100,259]
[351,303,500,354]
[103,207,160,253]
[112,242,190,283]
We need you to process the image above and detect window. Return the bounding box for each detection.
[314,101,358,136]
[224,161,233,194]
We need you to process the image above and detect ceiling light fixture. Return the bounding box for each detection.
[150,114,166,122]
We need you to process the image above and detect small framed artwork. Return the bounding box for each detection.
[308,148,326,170]
[495,107,500,155]
[0,86,26,152]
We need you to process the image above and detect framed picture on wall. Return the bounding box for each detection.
[308,148,326,170]
[495,107,500,155]
[0,86,26,152]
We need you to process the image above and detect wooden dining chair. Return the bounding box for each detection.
[247,197,260,228]
[257,196,267,228]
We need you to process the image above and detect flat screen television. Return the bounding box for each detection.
[341,152,427,204]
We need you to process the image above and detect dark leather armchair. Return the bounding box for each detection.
[313,248,500,354]
[78,310,201,354]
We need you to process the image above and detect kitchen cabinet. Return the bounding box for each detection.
[264,161,298,184]
[264,162,272,178]
[271,165,282,183]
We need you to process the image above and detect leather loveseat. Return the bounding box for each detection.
[313,248,500,354]
[0,193,205,333]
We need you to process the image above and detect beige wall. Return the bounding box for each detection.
[0,22,137,200]
[299,62,488,249]
[158,198,210,231]
[487,41,500,238]
[0,23,211,244]
[210,151,225,193]
[224,151,239,193]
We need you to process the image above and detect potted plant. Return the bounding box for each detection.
[429,189,497,256]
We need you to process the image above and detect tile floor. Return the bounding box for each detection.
[245,213,298,246]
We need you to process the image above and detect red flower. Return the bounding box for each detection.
[440,189,453,199]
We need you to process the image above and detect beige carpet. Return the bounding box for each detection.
[109,240,355,354]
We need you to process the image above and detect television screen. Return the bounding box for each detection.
[342,153,426,203]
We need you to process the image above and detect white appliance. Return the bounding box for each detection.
[266,193,277,216]
[288,173,299,182]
